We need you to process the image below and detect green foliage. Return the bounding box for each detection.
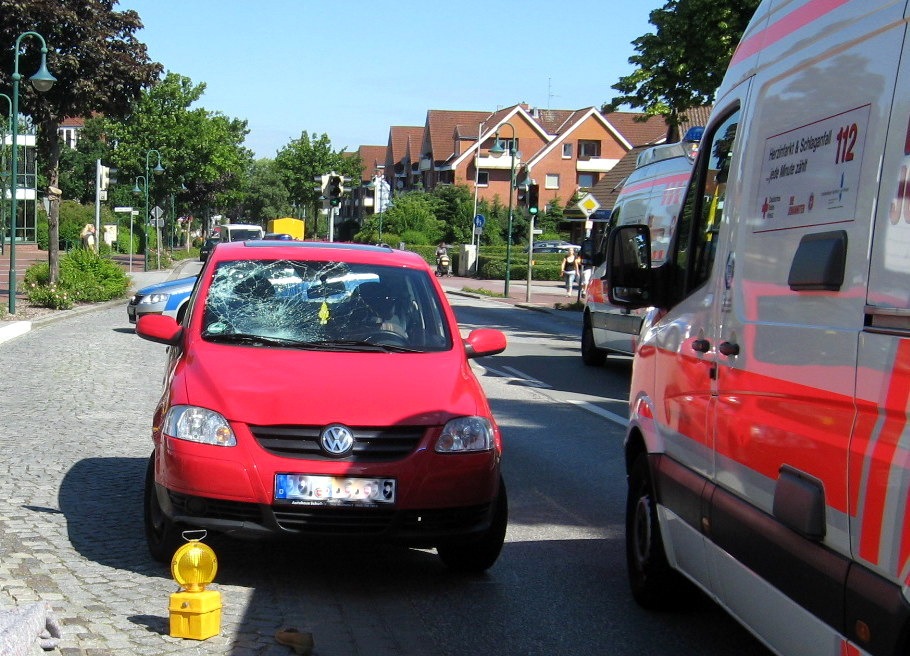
[604,0,759,140]
[275,132,359,228]
[23,249,129,308]
[105,72,253,223]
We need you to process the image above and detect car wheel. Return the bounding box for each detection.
[143,452,184,563]
[581,316,607,366]
[626,453,690,608]
[437,477,508,573]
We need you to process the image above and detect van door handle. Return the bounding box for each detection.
[692,338,710,353]
[718,341,740,356]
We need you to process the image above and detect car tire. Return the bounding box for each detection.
[143,452,185,563]
[581,316,607,366]
[437,477,508,573]
[626,453,691,609]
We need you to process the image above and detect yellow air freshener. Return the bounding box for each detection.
[319,300,330,325]
[169,534,221,640]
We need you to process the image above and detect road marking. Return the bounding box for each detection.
[566,399,629,428]
[501,366,552,389]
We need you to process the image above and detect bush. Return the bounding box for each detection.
[24,280,73,310]
[24,249,130,308]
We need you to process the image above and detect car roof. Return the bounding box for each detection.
[207,240,432,270]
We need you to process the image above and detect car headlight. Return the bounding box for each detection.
[139,292,170,305]
[163,405,236,446]
[435,416,493,453]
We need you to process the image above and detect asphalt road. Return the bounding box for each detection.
[0,290,769,656]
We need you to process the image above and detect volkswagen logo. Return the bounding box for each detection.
[320,424,355,457]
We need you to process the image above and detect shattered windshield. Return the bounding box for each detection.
[201,259,452,352]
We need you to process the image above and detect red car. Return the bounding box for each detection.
[136,241,508,572]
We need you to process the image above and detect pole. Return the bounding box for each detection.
[526,215,535,303]
[9,51,20,313]
[94,159,102,253]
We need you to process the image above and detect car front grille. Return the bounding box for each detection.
[250,425,426,462]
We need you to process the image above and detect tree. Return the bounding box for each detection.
[241,158,291,222]
[105,72,252,229]
[0,0,162,281]
[275,132,359,238]
[603,0,759,141]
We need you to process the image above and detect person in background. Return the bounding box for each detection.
[80,223,96,250]
[561,247,581,297]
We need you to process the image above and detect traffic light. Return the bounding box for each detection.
[528,183,540,215]
[328,175,342,206]
[313,173,329,199]
[99,164,117,190]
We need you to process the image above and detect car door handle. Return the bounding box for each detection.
[692,338,710,353]
[718,341,740,356]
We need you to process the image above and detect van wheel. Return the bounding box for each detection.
[437,478,508,573]
[143,453,184,563]
[581,317,607,366]
[626,454,689,608]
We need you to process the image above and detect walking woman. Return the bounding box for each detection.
[561,247,581,296]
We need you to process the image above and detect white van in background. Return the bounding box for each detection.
[607,2,910,655]
[580,130,700,365]
[219,223,265,242]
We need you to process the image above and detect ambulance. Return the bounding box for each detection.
[581,131,699,365]
[605,2,910,655]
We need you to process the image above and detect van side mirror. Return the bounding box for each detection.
[607,225,653,307]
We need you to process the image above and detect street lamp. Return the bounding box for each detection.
[489,122,519,298]
[135,149,164,271]
[8,31,56,314]
[0,92,11,257]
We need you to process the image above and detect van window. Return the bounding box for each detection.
[672,108,740,299]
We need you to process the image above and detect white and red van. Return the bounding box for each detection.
[606,2,910,655]
[581,132,699,365]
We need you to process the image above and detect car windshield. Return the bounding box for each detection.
[201,259,452,352]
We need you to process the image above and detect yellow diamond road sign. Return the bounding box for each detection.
[578,193,600,217]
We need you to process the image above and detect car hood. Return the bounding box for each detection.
[176,344,486,427]
[136,276,197,296]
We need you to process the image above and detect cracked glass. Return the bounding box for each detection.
[201,259,452,352]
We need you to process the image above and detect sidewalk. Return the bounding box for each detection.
[439,273,585,309]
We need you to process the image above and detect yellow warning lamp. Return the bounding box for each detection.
[168,532,222,640]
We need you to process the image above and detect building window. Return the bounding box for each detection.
[578,173,595,189]
[545,173,559,189]
[477,170,490,186]
[491,138,518,154]
[562,143,573,158]
[578,140,601,158]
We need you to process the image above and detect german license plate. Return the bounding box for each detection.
[275,474,395,505]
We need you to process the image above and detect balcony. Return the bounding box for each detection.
[475,154,521,170]
[576,157,619,173]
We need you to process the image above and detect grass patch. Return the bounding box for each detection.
[554,299,584,311]
[462,286,505,298]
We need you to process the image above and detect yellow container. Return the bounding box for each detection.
[169,589,222,640]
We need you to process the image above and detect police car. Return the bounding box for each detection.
[126,276,196,324]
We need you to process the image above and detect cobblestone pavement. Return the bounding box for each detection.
[0,302,452,656]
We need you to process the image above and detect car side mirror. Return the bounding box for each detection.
[136,314,183,346]
[464,328,507,359]
[607,225,653,307]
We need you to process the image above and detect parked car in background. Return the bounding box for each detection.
[136,241,509,572]
[127,276,196,324]
[526,240,580,253]
[263,232,294,240]
[199,238,218,262]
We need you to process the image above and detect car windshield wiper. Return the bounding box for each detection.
[203,333,324,348]
[309,339,423,353]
